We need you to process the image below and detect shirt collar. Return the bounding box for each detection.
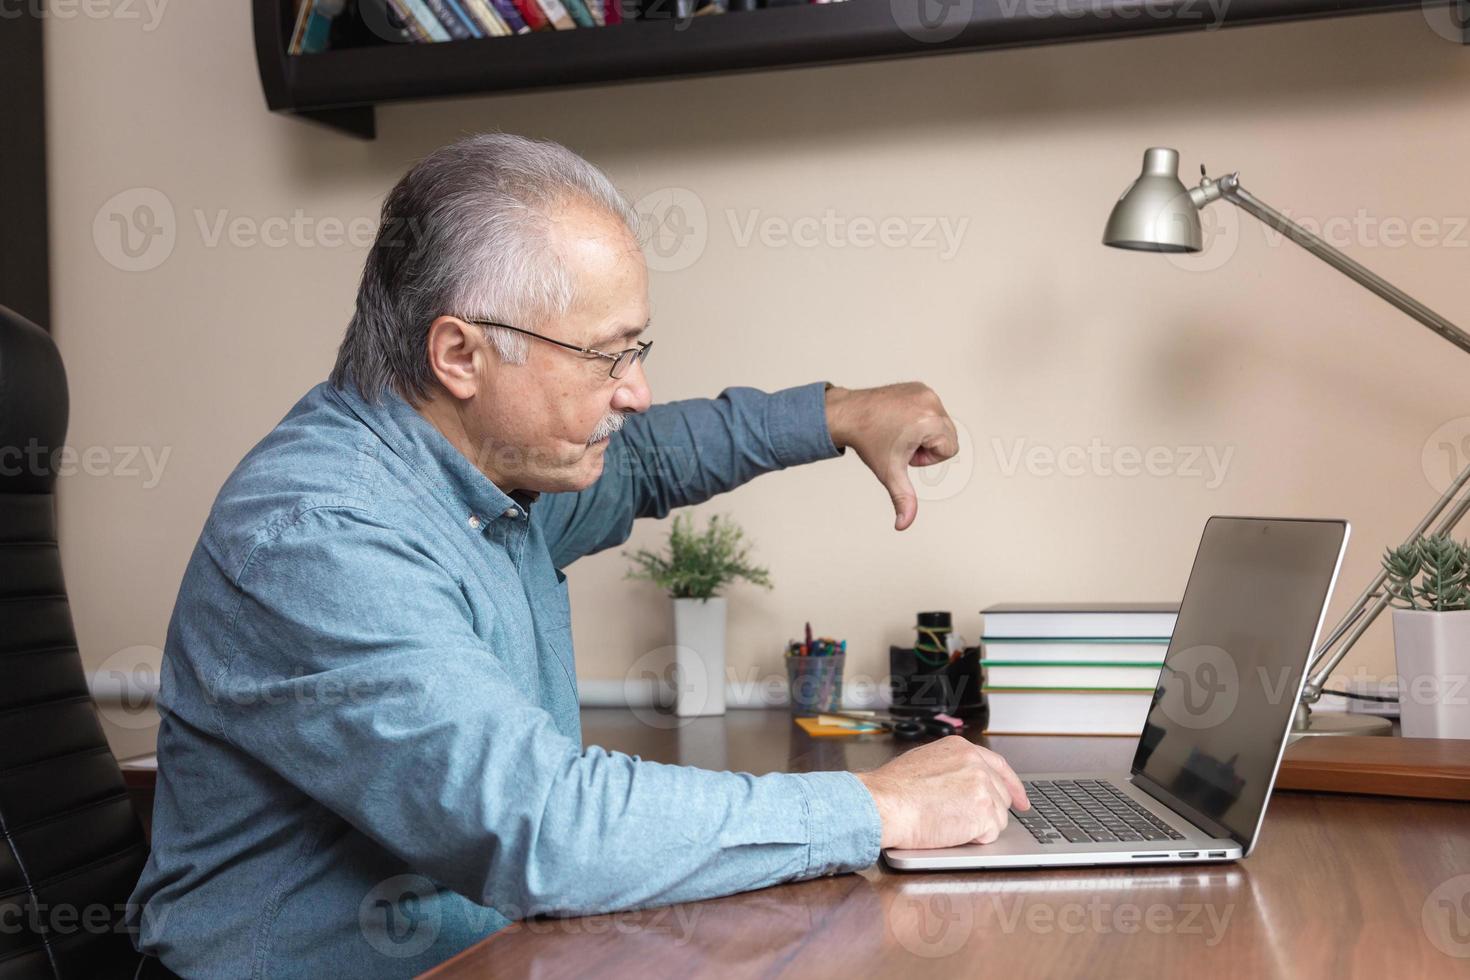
[331,382,537,527]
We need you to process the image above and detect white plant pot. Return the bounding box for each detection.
[673,597,727,717]
[1391,609,1470,739]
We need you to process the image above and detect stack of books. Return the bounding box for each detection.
[980,603,1178,736]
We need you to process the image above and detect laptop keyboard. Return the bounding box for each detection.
[1014,779,1186,845]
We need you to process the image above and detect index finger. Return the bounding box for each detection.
[976,746,1030,810]
[907,416,959,467]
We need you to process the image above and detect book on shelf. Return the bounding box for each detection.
[289,0,347,53]
[534,0,577,29]
[561,0,597,26]
[981,602,1178,640]
[507,0,549,28]
[465,0,511,34]
[985,690,1154,736]
[389,0,454,40]
[424,0,480,37]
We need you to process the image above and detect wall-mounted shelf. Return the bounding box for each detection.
[255,0,1461,139]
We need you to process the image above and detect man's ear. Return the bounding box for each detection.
[426,316,484,401]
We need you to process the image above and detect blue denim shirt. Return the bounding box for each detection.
[127,380,882,978]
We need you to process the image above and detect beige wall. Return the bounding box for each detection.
[46,6,1470,747]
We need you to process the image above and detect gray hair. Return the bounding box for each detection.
[331,133,638,403]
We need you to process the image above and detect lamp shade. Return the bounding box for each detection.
[1102,147,1202,253]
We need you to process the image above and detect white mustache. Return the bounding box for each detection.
[588,412,628,445]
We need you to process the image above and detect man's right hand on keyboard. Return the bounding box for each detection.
[854,736,1031,850]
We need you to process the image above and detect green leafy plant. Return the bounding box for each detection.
[624,513,772,601]
[1382,534,1470,611]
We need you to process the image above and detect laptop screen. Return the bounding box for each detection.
[1131,517,1347,845]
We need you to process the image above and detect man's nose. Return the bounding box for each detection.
[610,360,651,413]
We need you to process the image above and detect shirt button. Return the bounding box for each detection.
[503,507,518,519]
[468,515,483,530]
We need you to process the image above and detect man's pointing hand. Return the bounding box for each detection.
[824,383,960,531]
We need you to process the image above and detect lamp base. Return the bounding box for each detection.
[1290,703,1393,740]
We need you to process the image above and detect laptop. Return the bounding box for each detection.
[884,516,1349,871]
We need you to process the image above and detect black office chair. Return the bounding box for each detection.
[0,305,165,979]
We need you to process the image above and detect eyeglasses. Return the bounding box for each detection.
[461,318,652,380]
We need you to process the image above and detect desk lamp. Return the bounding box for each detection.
[1102,147,1470,736]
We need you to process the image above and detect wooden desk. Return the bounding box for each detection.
[424,708,1470,978]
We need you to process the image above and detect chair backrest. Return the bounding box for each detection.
[0,305,151,979]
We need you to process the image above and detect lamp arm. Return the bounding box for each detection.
[1198,174,1470,701]
[1216,175,1470,356]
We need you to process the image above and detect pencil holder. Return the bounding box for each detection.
[786,654,845,716]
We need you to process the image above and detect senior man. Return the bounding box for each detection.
[128,133,1028,977]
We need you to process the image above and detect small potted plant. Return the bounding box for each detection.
[625,514,772,717]
[1381,534,1470,739]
